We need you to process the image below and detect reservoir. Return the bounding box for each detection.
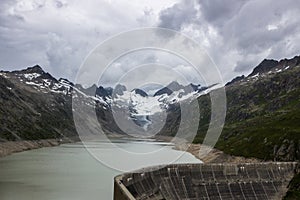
[0,139,201,200]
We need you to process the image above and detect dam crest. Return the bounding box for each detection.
[114,162,298,200]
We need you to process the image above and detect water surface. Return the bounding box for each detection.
[0,140,201,200]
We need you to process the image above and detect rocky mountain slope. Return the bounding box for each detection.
[192,55,300,162]
[0,65,119,141]
[0,66,75,141]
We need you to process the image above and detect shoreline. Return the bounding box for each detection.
[1,135,261,164]
[174,142,262,163]
[0,134,145,158]
[0,134,149,158]
[155,136,262,163]
[0,138,78,158]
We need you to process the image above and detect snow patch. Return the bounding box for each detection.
[0,73,9,78]
[284,66,290,70]
[252,73,260,78]
[25,81,43,87]
[23,73,41,80]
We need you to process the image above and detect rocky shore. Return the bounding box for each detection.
[0,135,261,164]
[156,136,261,163]
[0,138,78,158]
[174,142,262,163]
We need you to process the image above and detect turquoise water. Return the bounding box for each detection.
[0,140,201,200]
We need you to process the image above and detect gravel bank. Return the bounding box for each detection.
[0,139,61,157]
[155,136,261,163]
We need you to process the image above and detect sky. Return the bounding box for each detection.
[0,0,300,86]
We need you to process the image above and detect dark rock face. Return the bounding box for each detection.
[105,87,113,96]
[248,59,279,76]
[166,81,184,91]
[133,88,148,97]
[154,87,173,96]
[154,81,184,96]
[15,65,44,74]
[181,83,200,95]
[277,55,300,68]
[188,83,201,91]
[154,82,206,97]
[113,84,127,96]
[274,140,300,161]
[82,84,98,96]
[96,86,110,99]
[79,85,112,100]
[225,75,245,86]
[59,78,74,86]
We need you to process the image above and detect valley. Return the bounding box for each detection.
[1,55,300,199]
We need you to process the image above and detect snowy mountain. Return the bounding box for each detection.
[0,65,217,140]
[1,65,216,114]
[226,55,300,86]
[1,55,300,165]
[111,81,219,120]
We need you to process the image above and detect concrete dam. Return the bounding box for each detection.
[114,162,298,200]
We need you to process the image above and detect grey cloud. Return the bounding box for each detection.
[199,0,247,26]
[1,0,300,86]
[99,49,199,87]
[158,0,300,81]
[0,0,164,83]
[54,1,64,8]
[158,0,198,30]
[224,0,300,51]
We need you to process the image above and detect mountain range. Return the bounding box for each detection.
[0,64,215,140]
[1,55,300,199]
[0,55,300,163]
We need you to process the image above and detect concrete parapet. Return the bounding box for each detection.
[114,162,298,200]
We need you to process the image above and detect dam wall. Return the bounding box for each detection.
[114,162,298,200]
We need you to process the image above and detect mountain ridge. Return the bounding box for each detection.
[0,64,211,141]
[1,55,300,160]
[1,55,300,198]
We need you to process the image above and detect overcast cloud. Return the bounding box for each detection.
[0,0,299,85]
[158,0,300,80]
